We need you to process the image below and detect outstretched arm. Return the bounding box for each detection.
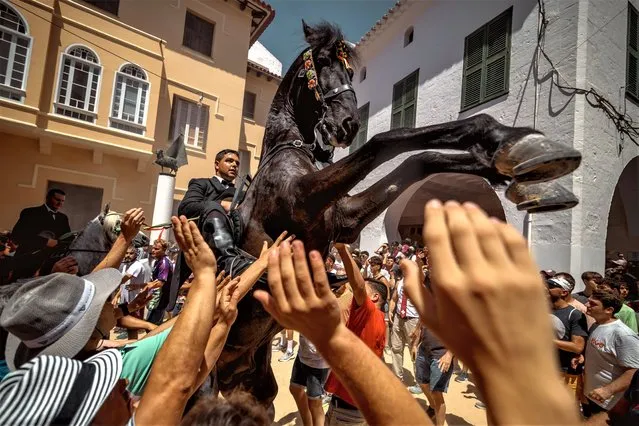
[401,200,580,425]
[135,216,217,426]
[335,243,367,306]
[254,241,431,426]
[92,208,145,273]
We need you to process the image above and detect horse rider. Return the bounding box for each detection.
[168,149,241,310]
[11,188,71,278]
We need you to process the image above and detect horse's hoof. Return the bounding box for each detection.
[493,134,581,183]
[505,181,579,213]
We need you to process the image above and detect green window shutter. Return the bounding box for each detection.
[462,27,485,110]
[461,7,511,110]
[353,103,369,151]
[627,4,639,100]
[402,70,418,128]
[484,9,511,101]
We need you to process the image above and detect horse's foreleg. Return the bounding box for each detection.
[330,151,505,243]
[299,114,579,209]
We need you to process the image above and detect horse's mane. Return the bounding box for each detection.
[282,21,360,90]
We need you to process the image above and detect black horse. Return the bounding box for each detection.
[211,21,581,410]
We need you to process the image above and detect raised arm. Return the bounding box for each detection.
[135,216,217,426]
[254,241,431,426]
[401,200,580,425]
[335,243,367,306]
[92,208,145,273]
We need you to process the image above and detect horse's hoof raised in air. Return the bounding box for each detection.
[492,134,581,183]
[505,180,579,213]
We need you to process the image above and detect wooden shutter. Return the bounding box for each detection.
[628,4,639,100]
[356,103,369,149]
[462,27,485,110]
[391,70,418,129]
[461,8,511,110]
[484,9,511,100]
[402,70,418,128]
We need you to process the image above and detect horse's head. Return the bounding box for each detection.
[284,21,360,151]
[98,204,149,248]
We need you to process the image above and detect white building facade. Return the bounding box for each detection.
[341,0,639,278]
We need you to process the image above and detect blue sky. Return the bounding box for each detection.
[259,0,396,72]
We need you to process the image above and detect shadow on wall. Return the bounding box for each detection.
[384,173,506,242]
[606,156,639,255]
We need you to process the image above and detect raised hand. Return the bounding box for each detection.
[254,241,342,345]
[172,215,216,274]
[217,277,240,326]
[258,231,295,266]
[128,286,155,312]
[120,208,145,242]
[51,256,78,275]
[401,200,552,370]
[401,200,577,425]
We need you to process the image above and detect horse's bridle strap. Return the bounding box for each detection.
[323,84,354,100]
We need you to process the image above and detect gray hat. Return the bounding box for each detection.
[1,269,121,370]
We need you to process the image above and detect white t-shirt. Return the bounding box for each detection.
[119,260,145,303]
[584,319,639,409]
[298,334,329,369]
[394,279,418,318]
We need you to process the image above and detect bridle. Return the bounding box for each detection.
[296,40,356,161]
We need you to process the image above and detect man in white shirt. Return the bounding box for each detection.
[584,288,639,417]
[119,246,147,305]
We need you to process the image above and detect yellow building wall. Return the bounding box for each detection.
[239,69,279,175]
[0,0,279,232]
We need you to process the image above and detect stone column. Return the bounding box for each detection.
[150,172,175,243]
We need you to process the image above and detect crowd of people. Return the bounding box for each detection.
[0,149,637,425]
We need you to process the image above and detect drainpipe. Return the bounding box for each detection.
[528,4,543,249]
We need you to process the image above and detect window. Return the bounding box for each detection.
[461,8,512,111]
[360,67,367,82]
[109,64,149,135]
[170,96,209,149]
[404,27,414,47]
[83,0,119,15]
[183,11,214,57]
[350,102,369,153]
[238,149,251,177]
[0,2,31,102]
[55,46,102,123]
[243,91,256,120]
[627,3,639,101]
[391,70,418,129]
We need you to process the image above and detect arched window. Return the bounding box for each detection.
[404,26,414,47]
[0,1,31,101]
[360,67,367,82]
[109,63,149,135]
[55,45,102,122]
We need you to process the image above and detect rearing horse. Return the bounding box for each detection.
[213,21,581,410]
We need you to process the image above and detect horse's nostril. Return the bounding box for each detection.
[341,118,359,138]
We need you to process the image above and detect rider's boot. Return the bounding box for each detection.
[201,210,237,260]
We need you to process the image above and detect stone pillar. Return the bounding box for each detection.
[150,172,175,243]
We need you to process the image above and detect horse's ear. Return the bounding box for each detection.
[302,19,314,42]
[103,203,110,216]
